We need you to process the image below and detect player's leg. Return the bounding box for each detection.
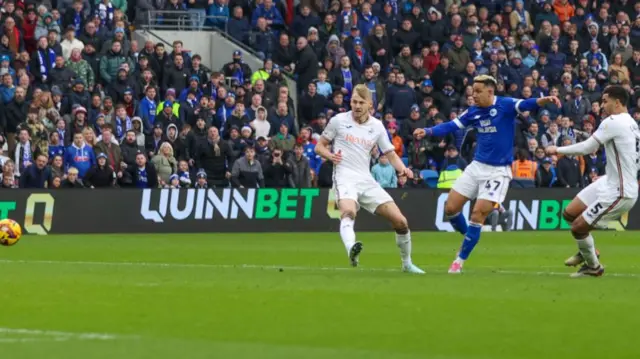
[334,181,363,266]
[563,180,601,266]
[444,190,471,235]
[374,201,424,274]
[449,174,509,273]
[570,196,636,277]
[444,163,480,235]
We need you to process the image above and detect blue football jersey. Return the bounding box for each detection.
[455,97,524,166]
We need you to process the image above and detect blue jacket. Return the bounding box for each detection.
[207,3,229,28]
[546,51,567,70]
[178,88,203,102]
[251,5,284,27]
[371,163,397,188]
[303,142,321,173]
[0,85,15,104]
[227,17,250,43]
[348,48,373,73]
[357,13,379,37]
[137,97,157,130]
[64,143,96,178]
[48,145,65,160]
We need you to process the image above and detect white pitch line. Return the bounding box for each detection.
[0,258,638,278]
[0,327,122,341]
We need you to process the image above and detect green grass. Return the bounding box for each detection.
[0,231,639,359]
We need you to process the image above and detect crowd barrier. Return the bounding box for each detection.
[0,189,634,235]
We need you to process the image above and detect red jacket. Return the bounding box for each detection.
[423,53,441,74]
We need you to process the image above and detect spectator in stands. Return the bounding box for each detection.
[564,84,590,122]
[19,153,50,188]
[124,151,158,188]
[196,126,231,187]
[64,131,95,178]
[94,126,121,172]
[292,5,320,39]
[556,138,584,188]
[298,82,325,126]
[207,0,229,29]
[185,0,209,31]
[84,152,115,188]
[287,143,310,188]
[145,123,168,158]
[294,36,319,95]
[163,53,190,95]
[60,166,85,187]
[60,26,83,61]
[535,157,557,187]
[441,145,468,171]
[231,145,264,188]
[263,146,291,187]
[371,153,397,188]
[227,6,249,44]
[100,41,132,85]
[152,142,177,186]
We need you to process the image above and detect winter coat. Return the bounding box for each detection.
[151,154,177,184]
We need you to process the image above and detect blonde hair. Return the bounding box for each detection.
[473,75,498,86]
[352,84,373,103]
[160,142,174,157]
[82,127,96,145]
[68,167,79,175]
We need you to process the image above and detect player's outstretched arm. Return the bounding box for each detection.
[414,119,463,138]
[385,150,414,179]
[546,136,601,156]
[515,96,561,112]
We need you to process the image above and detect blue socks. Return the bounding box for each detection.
[447,212,468,235]
[458,223,482,260]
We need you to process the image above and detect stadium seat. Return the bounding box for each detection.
[420,170,439,188]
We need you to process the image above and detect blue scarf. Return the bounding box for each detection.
[38,48,56,80]
[342,68,353,98]
[233,66,244,84]
[97,2,114,28]
[74,11,82,36]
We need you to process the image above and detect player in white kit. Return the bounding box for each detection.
[315,85,425,274]
[546,86,640,277]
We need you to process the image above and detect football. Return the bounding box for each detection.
[0,219,22,246]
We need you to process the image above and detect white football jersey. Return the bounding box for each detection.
[592,113,640,199]
[322,111,395,181]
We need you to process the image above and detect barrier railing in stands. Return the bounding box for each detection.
[143,10,229,33]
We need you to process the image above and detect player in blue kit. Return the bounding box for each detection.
[413,75,561,273]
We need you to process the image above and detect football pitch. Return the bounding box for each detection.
[1,231,639,359]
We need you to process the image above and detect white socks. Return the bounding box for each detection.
[577,234,600,268]
[396,231,412,266]
[340,217,356,255]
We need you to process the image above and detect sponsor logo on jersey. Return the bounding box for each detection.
[345,134,376,148]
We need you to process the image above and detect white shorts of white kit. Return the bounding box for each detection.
[576,175,637,226]
[452,161,513,203]
[333,177,393,214]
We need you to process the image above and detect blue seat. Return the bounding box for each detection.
[420,169,439,188]
[401,157,408,166]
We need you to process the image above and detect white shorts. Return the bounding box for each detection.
[334,178,393,214]
[452,161,512,203]
[577,175,637,226]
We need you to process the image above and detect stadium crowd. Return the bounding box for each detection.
[0,0,639,190]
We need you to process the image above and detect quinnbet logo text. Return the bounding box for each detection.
[140,188,320,223]
[0,194,55,235]
[435,193,628,231]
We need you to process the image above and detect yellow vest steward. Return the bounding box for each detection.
[437,168,462,188]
